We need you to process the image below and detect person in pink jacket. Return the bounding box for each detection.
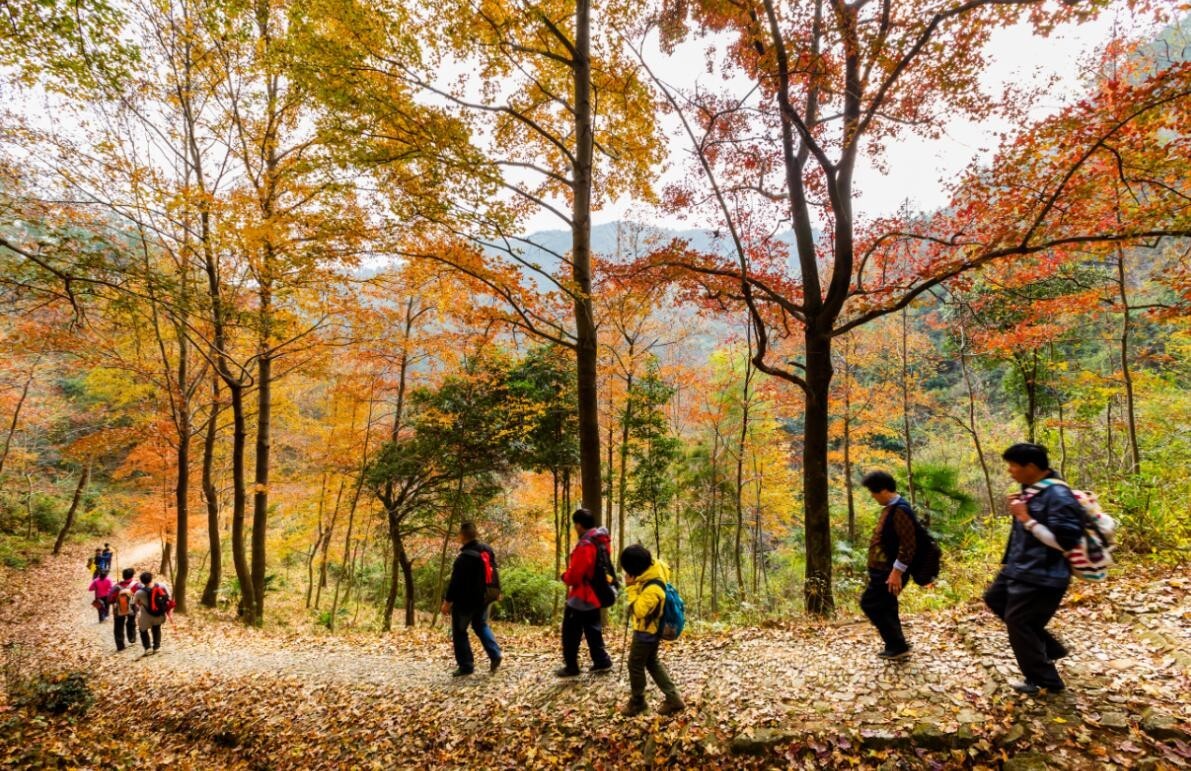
[88,571,113,622]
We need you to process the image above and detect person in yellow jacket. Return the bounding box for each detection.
[619,544,685,716]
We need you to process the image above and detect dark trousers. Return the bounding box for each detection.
[96,599,109,622]
[451,605,501,672]
[627,638,680,705]
[114,613,136,650]
[984,572,1068,689]
[860,569,908,653]
[139,624,162,651]
[561,605,611,671]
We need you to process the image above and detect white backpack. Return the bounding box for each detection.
[1027,479,1116,581]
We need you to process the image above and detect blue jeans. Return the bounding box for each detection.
[451,605,500,671]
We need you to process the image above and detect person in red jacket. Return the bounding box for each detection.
[556,508,614,677]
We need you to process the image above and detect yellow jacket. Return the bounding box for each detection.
[625,560,670,635]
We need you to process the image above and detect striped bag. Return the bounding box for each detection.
[1027,479,1116,581]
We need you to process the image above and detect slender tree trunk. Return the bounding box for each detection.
[709,430,721,614]
[316,480,345,610]
[306,473,329,609]
[900,310,916,507]
[383,510,402,632]
[0,360,36,482]
[431,473,465,627]
[1057,394,1069,479]
[53,461,91,555]
[958,334,997,519]
[201,377,222,607]
[802,328,835,616]
[617,370,632,552]
[605,406,615,529]
[174,335,191,614]
[228,381,255,621]
[1116,247,1141,474]
[552,468,561,621]
[571,0,601,518]
[251,344,272,625]
[734,332,753,594]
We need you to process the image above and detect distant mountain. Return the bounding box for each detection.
[484,221,805,285]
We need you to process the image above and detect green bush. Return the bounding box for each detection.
[493,565,558,624]
[28,672,93,715]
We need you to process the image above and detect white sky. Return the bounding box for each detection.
[574,7,1153,233]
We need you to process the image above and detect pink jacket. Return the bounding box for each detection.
[89,577,113,600]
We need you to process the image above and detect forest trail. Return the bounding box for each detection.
[5,542,1190,769]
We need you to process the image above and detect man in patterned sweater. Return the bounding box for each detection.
[860,470,917,661]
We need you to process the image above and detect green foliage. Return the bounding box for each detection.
[912,463,977,534]
[492,565,557,625]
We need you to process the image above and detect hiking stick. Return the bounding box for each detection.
[617,606,630,680]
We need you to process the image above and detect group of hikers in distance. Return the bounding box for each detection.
[444,441,1112,714]
[80,440,1110,714]
[84,543,175,658]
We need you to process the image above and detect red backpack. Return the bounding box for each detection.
[147,585,175,617]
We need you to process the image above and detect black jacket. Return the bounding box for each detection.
[444,540,498,611]
[1000,473,1084,588]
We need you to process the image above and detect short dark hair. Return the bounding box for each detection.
[460,521,477,540]
[98,570,108,578]
[619,544,653,577]
[1002,443,1049,470]
[572,508,596,530]
[861,470,897,494]
[95,548,102,553]
[123,568,135,580]
[139,571,153,585]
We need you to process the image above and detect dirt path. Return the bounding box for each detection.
[7,542,1190,769]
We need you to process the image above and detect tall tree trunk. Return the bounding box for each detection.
[900,310,916,507]
[306,473,329,609]
[617,369,633,551]
[958,329,997,519]
[802,328,834,616]
[1116,247,1141,474]
[174,334,191,614]
[571,0,600,518]
[400,534,415,627]
[734,331,753,594]
[53,461,91,555]
[228,381,255,621]
[251,344,272,625]
[316,479,345,610]
[0,359,37,483]
[552,469,562,621]
[383,510,403,632]
[709,430,721,614]
[201,377,222,607]
[605,399,615,528]
[431,473,465,627]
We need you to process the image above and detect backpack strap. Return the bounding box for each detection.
[642,579,667,623]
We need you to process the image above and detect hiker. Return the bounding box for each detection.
[556,508,614,677]
[134,571,169,656]
[97,544,113,575]
[108,568,141,652]
[88,570,113,622]
[859,470,917,661]
[440,521,502,677]
[984,443,1083,695]
[87,548,102,578]
[619,544,684,716]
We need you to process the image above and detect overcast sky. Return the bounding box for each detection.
[567,6,1153,234]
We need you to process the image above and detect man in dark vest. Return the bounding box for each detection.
[860,470,917,661]
[441,521,502,677]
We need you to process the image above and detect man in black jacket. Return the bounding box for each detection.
[441,522,502,677]
[984,443,1084,695]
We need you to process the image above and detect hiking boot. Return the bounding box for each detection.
[1047,643,1070,663]
[657,698,686,716]
[589,661,614,674]
[1011,681,1040,695]
[620,700,647,717]
[877,646,911,661]
[555,667,581,678]
[141,649,156,658]
[490,656,502,673]
[451,667,474,678]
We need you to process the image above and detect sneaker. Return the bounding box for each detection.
[657,698,686,716]
[555,667,581,678]
[877,647,911,661]
[1047,644,1070,663]
[490,656,502,673]
[620,700,647,717]
[589,661,614,674]
[141,649,156,658]
[1011,681,1040,695]
[451,668,474,678]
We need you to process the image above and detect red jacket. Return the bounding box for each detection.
[561,527,611,609]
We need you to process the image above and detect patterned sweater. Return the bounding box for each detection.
[867,499,917,572]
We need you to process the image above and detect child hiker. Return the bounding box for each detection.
[618,544,684,717]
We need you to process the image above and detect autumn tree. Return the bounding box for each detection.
[639,2,1191,614]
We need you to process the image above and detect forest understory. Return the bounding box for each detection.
[1,542,1188,770]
